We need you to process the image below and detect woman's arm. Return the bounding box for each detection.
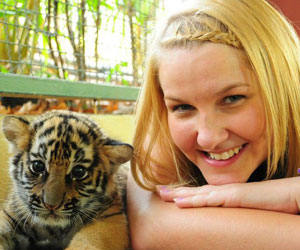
[157,177,300,214]
[127,173,300,250]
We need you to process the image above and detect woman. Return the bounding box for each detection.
[127,0,300,249]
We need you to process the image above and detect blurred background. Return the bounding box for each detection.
[0,0,166,113]
[0,0,299,114]
[0,0,166,85]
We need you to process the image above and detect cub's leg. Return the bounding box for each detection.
[67,208,129,250]
[0,209,29,250]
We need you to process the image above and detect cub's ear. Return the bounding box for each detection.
[102,140,133,165]
[2,116,31,152]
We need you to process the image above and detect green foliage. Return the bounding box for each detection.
[0,0,164,85]
[0,9,15,17]
[0,65,9,73]
[106,61,129,86]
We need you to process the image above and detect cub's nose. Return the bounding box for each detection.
[44,202,60,211]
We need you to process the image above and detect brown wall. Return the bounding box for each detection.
[269,0,300,35]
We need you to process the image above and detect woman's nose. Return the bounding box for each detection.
[196,116,229,151]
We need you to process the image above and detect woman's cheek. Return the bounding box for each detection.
[168,116,196,153]
[233,105,266,141]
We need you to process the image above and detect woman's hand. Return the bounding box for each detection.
[157,177,300,214]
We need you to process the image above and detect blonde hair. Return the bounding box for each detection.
[132,0,300,190]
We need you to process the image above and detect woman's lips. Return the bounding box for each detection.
[200,144,248,167]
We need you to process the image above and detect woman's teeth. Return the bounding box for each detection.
[207,145,243,160]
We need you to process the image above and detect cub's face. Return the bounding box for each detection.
[2,111,133,227]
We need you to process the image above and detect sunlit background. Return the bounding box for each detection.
[164,0,184,12]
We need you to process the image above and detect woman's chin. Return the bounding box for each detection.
[204,174,248,185]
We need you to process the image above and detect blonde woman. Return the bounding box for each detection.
[127,0,300,249]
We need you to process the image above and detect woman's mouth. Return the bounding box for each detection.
[203,144,246,161]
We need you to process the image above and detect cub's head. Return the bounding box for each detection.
[2,110,133,227]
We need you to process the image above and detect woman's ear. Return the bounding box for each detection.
[2,116,31,152]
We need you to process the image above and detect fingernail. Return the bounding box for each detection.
[156,185,170,193]
[173,197,184,202]
[298,168,300,175]
[156,185,166,190]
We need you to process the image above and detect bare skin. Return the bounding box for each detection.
[157,177,300,214]
[127,174,300,250]
[128,44,300,249]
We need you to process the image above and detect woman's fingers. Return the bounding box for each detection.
[156,185,218,202]
[157,178,300,214]
[156,186,198,201]
[174,189,239,208]
[156,184,241,208]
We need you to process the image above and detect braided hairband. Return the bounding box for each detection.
[186,30,242,49]
[162,29,243,49]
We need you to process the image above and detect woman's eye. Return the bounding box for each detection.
[31,160,45,174]
[172,104,194,112]
[71,165,88,180]
[223,95,245,104]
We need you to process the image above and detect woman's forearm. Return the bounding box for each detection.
[127,173,300,250]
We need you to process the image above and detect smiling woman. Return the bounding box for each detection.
[159,44,268,185]
[127,0,300,249]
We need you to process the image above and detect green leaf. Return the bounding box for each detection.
[0,65,9,73]
[121,61,128,67]
[122,78,129,85]
[101,2,114,11]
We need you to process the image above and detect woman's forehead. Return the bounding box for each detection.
[158,43,254,87]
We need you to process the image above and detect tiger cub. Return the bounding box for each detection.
[0,110,133,250]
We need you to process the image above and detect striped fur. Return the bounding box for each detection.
[0,110,133,250]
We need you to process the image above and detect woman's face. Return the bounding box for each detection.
[159,43,268,185]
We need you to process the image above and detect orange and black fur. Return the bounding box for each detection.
[0,110,133,250]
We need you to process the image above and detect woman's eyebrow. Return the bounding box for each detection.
[214,82,251,96]
[163,96,184,102]
[163,82,251,102]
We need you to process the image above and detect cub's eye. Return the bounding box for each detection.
[71,165,88,180]
[31,160,45,174]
